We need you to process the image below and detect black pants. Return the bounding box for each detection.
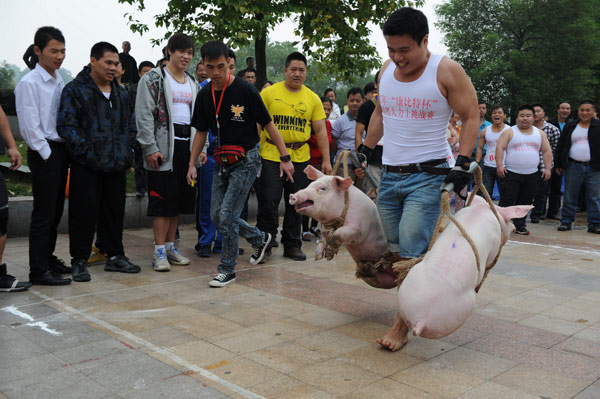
[532,175,550,218]
[256,159,310,249]
[547,172,563,216]
[68,161,126,262]
[133,142,147,194]
[27,142,68,276]
[499,171,539,229]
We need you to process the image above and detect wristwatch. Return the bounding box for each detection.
[280,154,291,162]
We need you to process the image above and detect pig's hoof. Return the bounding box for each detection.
[376,330,408,352]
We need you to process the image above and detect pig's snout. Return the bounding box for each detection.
[289,192,314,213]
[289,193,299,205]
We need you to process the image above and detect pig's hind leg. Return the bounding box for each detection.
[376,313,409,352]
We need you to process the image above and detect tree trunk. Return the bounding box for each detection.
[255,13,267,86]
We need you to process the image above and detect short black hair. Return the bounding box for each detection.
[167,33,195,55]
[246,57,254,62]
[324,88,335,96]
[228,49,236,62]
[580,100,596,108]
[156,58,166,67]
[478,100,487,106]
[382,7,428,44]
[517,104,535,114]
[320,96,333,106]
[34,26,65,51]
[138,61,154,73]
[90,42,119,60]
[285,52,307,68]
[374,69,381,84]
[200,40,229,61]
[532,103,544,111]
[491,104,507,114]
[363,82,376,94]
[244,70,256,77]
[347,87,365,99]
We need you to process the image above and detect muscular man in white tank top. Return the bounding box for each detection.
[495,105,552,235]
[475,104,510,198]
[356,7,479,352]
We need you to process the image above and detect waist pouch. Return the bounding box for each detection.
[214,145,246,165]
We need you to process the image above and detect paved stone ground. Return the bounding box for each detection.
[1,215,599,399]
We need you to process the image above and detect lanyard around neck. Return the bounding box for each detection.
[211,73,230,130]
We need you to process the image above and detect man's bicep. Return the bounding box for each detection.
[445,62,478,121]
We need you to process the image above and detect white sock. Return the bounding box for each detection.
[165,242,175,251]
[155,244,166,253]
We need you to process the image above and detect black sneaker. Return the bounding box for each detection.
[530,216,540,224]
[196,244,212,258]
[283,246,307,261]
[49,258,72,274]
[250,233,272,265]
[0,264,32,292]
[105,255,141,273]
[558,223,572,231]
[72,260,91,282]
[514,226,530,235]
[588,225,600,234]
[29,270,71,286]
[209,272,236,287]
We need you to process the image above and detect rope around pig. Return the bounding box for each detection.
[391,165,506,292]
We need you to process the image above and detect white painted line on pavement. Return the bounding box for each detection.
[507,240,600,256]
[29,289,266,399]
[2,305,63,336]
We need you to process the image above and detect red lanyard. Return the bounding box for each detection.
[211,73,230,130]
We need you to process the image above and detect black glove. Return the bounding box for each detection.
[357,144,373,167]
[444,155,471,194]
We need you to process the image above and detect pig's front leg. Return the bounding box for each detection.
[376,313,409,352]
[332,225,363,246]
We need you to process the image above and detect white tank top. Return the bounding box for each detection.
[379,53,453,165]
[483,124,510,167]
[568,124,591,162]
[505,126,542,174]
[165,70,193,125]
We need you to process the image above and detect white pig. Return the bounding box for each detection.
[377,195,532,351]
[289,166,396,288]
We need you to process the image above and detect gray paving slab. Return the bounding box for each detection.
[494,260,600,292]
[52,338,140,372]
[2,370,112,399]
[120,375,229,399]
[0,326,49,362]
[0,353,78,387]
[0,301,62,325]
[574,384,600,399]
[11,312,110,352]
[83,352,182,394]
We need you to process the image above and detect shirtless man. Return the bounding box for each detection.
[357,7,479,351]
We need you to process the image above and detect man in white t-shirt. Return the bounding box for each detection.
[495,105,552,235]
[475,104,509,197]
[554,100,600,234]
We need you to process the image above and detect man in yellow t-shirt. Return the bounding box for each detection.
[257,52,332,261]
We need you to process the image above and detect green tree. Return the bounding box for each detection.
[118,0,422,85]
[0,62,15,89]
[436,0,600,119]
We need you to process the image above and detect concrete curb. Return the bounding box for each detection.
[7,191,273,237]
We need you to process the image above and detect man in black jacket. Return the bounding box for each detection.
[554,100,600,234]
[58,42,141,281]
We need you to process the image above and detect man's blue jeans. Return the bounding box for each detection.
[196,154,222,249]
[561,161,600,227]
[211,148,265,274]
[376,164,448,258]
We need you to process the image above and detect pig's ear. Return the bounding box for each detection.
[497,205,533,223]
[304,165,324,181]
[333,176,353,190]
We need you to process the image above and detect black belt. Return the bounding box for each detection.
[266,138,307,150]
[174,124,191,138]
[569,158,591,166]
[384,158,449,175]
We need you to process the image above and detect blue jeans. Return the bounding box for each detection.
[211,148,265,274]
[195,154,222,249]
[376,164,448,258]
[481,165,501,199]
[561,161,600,226]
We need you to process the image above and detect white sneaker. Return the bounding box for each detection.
[153,248,170,272]
[167,246,190,265]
